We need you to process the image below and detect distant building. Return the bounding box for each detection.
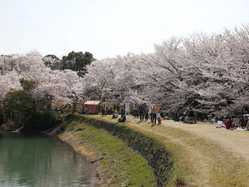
[83,100,100,114]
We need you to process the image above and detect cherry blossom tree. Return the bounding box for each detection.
[0,52,84,107]
[83,25,249,119]
[1,25,249,119]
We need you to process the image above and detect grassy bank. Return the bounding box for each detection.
[121,117,249,187]
[77,115,172,187]
[60,115,158,187]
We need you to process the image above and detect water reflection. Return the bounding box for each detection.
[0,133,92,187]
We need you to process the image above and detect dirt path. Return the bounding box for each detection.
[126,118,249,187]
[164,120,249,162]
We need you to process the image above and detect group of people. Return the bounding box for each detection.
[216,115,249,130]
[112,102,249,132]
[136,103,162,126]
[111,102,162,125]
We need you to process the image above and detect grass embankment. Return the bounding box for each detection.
[103,116,249,187]
[59,115,158,187]
[59,114,249,187]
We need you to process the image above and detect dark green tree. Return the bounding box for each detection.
[62,51,95,77]
[0,102,4,125]
[3,90,35,127]
[20,78,36,92]
[42,55,62,70]
[2,79,56,131]
[42,51,95,77]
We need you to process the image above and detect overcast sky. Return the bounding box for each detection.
[0,0,249,59]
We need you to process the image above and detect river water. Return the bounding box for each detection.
[0,132,92,187]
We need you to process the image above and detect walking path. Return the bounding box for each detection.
[123,117,249,187]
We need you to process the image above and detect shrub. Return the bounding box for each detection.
[26,111,57,131]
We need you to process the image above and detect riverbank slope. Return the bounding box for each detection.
[58,114,249,187]
[120,116,249,187]
[58,115,159,187]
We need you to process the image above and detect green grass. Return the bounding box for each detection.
[115,117,249,187]
[134,126,249,187]
[64,121,157,187]
[62,115,249,187]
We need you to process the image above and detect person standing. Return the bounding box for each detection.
[151,105,157,126]
[157,112,161,125]
[155,104,161,125]
[138,104,142,121]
